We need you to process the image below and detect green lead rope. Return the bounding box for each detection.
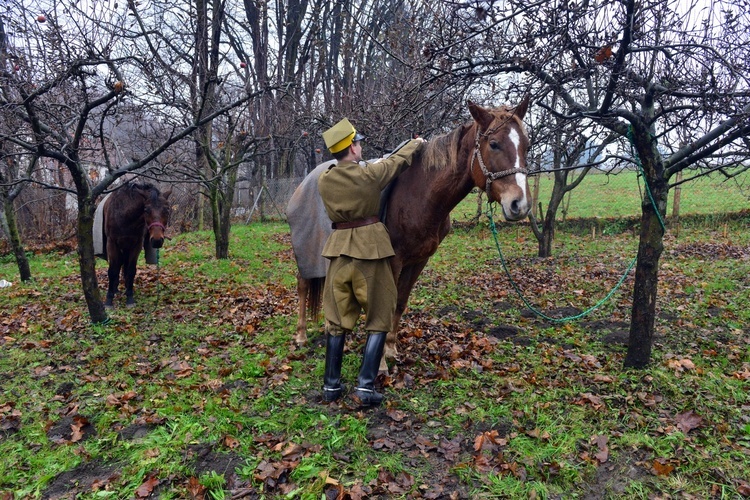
[628,125,667,233]
[485,125,667,322]
[486,203,637,323]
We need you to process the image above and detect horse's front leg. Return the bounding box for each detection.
[105,259,121,308]
[381,260,429,373]
[294,275,309,344]
[123,250,140,307]
[382,315,403,373]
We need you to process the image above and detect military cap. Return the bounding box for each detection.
[322,118,365,153]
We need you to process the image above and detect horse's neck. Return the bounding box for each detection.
[117,198,146,228]
[391,149,475,226]
[422,138,476,213]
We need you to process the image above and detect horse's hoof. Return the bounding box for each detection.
[104,304,114,310]
[293,334,308,345]
[126,302,136,308]
[378,359,390,374]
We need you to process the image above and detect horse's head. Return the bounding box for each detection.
[143,187,172,249]
[467,97,531,221]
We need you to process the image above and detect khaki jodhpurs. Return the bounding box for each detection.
[322,256,397,336]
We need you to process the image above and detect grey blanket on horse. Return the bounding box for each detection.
[93,194,110,260]
[287,147,407,280]
[287,160,336,279]
[93,192,158,265]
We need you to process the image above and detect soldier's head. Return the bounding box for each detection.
[322,118,365,161]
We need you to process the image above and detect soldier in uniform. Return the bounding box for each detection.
[318,118,425,407]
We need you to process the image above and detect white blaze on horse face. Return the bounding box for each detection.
[508,127,529,206]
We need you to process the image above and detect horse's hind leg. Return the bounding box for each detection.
[295,275,310,344]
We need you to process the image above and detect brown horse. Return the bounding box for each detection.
[102,182,171,308]
[288,98,531,371]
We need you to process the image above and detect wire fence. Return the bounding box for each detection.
[1,169,748,250]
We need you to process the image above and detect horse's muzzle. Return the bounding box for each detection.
[503,198,531,221]
[148,221,167,248]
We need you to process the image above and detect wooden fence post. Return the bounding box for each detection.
[672,171,682,237]
[532,175,540,218]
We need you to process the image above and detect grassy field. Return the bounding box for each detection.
[0,193,749,498]
[529,169,749,220]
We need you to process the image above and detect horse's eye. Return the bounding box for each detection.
[489,141,501,151]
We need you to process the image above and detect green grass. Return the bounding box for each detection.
[529,169,749,220]
[1,194,749,498]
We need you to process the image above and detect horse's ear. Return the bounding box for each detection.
[513,94,531,120]
[162,187,172,200]
[468,101,494,130]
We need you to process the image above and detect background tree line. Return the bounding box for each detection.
[1,0,748,367]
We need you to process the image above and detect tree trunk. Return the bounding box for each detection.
[215,197,231,259]
[212,192,229,259]
[212,165,238,259]
[537,182,566,258]
[76,197,107,324]
[210,184,228,259]
[624,181,667,368]
[538,213,554,258]
[1,195,32,281]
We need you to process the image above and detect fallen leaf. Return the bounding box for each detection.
[281,442,304,459]
[222,435,240,449]
[70,423,84,442]
[680,358,696,370]
[652,458,675,476]
[187,476,205,499]
[319,471,339,485]
[135,475,160,498]
[170,360,193,378]
[591,435,609,463]
[387,408,407,422]
[323,482,344,499]
[674,410,703,434]
[525,428,551,440]
[474,430,501,451]
[575,393,605,410]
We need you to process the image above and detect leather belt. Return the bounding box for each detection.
[332,216,380,230]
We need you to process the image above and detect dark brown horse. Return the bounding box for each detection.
[102,182,171,308]
[288,98,531,371]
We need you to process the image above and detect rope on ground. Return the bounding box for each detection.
[486,125,670,322]
[486,203,637,323]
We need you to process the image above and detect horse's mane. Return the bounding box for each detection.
[421,106,523,172]
[419,125,461,172]
[124,182,161,199]
[127,182,158,193]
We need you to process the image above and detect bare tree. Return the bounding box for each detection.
[0,17,31,280]
[527,100,621,257]
[1,0,258,322]
[0,151,34,282]
[420,0,750,367]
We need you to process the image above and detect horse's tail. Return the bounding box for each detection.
[307,276,325,322]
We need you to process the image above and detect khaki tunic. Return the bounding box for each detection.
[318,139,423,333]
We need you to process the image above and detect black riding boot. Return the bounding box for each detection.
[322,331,347,402]
[352,332,387,407]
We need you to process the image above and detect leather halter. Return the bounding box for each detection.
[471,127,528,198]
